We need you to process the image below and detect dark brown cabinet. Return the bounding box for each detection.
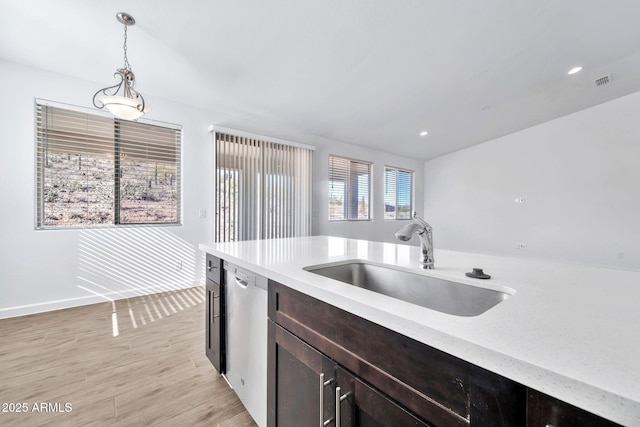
[267,279,525,427]
[267,321,335,427]
[267,321,430,427]
[526,389,621,427]
[259,273,624,427]
[205,253,225,373]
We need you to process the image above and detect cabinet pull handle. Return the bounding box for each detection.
[208,264,218,272]
[319,373,334,427]
[210,291,214,324]
[335,386,349,427]
[319,373,325,427]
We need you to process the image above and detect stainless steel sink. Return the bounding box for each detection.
[304,260,512,316]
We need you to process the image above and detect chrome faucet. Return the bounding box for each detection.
[395,211,434,269]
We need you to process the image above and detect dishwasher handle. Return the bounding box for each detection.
[229,267,252,289]
[232,274,250,289]
[225,262,267,290]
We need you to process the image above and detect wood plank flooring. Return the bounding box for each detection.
[0,287,257,427]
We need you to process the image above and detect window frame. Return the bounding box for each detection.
[34,99,183,230]
[328,154,372,222]
[383,165,414,220]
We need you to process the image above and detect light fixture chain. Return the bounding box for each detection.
[123,24,131,71]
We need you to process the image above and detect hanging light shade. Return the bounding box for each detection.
[93,12,146,120]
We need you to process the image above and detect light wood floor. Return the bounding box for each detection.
[0,287,257,427]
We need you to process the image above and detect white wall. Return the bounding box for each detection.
[0,60,215,318]
[310,137,425,244]
[0,60,424,318]
[424,90,640,270]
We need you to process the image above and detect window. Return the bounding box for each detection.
[384,166,413,219]
[329,155,371,221]
[215,131,313,242]
[35,101,181,228]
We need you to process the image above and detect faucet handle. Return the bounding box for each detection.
[412,212,432,230]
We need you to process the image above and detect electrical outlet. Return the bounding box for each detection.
[514,197,525,204]
[617,252,624,260]
[515,243,527,249]
[199,209,206,218]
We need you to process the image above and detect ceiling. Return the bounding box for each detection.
[2,0,640,161]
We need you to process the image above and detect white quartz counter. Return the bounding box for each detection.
[200,236,640,426]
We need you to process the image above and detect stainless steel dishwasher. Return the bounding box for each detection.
[224,262,268,427]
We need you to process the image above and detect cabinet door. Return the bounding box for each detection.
[527,389,621,427]
[205,254,224,373]
[336,366,432,427]
[268,322,335,427]
[205,278,223,372]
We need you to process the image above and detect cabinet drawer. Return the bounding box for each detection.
[206,253,221,283]
[527,389,621,427]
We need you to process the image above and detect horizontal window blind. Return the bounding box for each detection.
[119,120,180,163]
[396,169,413,219]
[384,166,413,220]
[329,156,349,221]
[35,102,181,228]
[329,155,371,221]
[215,132,312,242]
[384,167,397,219]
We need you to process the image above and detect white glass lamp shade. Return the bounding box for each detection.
[100,95,145,120]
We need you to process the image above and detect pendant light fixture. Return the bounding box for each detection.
[93,12,146,120]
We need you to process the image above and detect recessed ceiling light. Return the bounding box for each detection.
[567,66,583,75]
[419,131,428,136]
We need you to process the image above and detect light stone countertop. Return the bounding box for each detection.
[199,236,640,426]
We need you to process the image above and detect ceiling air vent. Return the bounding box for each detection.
[594,74,611,87]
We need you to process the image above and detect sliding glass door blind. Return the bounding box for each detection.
[214,132,313,242]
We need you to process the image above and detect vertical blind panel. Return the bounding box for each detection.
[35,103,182,228]
[214,132,312,242]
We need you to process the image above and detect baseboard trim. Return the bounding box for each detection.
[0,282,203,319]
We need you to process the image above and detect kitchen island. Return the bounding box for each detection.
[200,236,640,426]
